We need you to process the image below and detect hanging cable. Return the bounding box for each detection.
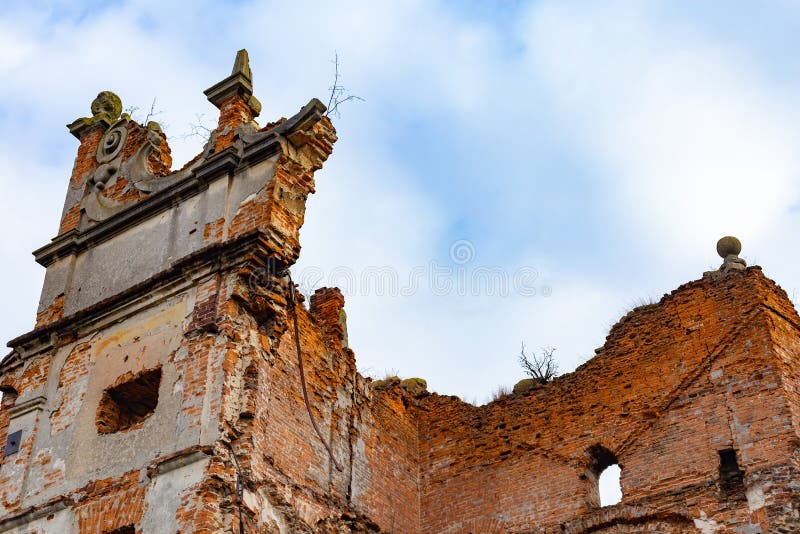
[223,443,247,534]
[286,273,344,472]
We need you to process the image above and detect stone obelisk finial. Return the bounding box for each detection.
[717,236,746,273]
[203,49,263,152]
[204,49,261,115]
[231,49,252,80]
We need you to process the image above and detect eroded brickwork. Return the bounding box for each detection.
[1,51,799,534]
[415,268,800,533]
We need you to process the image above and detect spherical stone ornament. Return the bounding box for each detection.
[717,236,742,258]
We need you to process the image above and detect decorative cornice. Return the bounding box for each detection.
[204,73,254,109]
[34,99,326,268]
[11,231,282,354]
[66,116,112,140]
[8,396,47,418]
[204,50,254,109]
[147,445,212,477]
[0,499,69,531]
[193,146,239,184]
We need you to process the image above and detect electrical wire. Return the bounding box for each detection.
[286,274,344,472]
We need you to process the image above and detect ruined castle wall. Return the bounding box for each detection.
[0,281,227,531]
[5,56,800,533]
[417,269,800,533]
[37,154,280,323]
[351,389,420,533]
[8,266,798,533]
[210,282,421,532]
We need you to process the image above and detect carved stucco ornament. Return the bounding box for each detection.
[81,185,126,223]
[87,117,128,193]
[67,91,123,139]
[123,121,177,193]
[82,118,183,224]
[90,91,123,122]
[96,121,127,164]
[82,111,142,223]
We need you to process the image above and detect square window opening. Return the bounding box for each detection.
[96,367,161,434]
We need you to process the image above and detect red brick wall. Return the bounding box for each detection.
[73,471,147,534]
[59,127,103,234]
[5,260,800,533]
[208,280,422,532]
[213,95,255,153]
[416,268,800,533]
[353,388,421,533]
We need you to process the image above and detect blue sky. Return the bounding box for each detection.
[2,0,800,407]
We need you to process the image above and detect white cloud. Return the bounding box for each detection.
[0,22,34,74]
[0,152,64,341]
[0,0,798,403]
[523,1,800,266]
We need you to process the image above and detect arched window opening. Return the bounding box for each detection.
[718,448,744,497]
[0,387,19,463]
[588,444,623,507]
[599,464,623,507]
[0,387,17,407]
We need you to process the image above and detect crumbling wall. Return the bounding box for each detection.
[7,232,800,534]
[0,105,420,534]
[0,281,227,531]
[208,278,421,532]
[416,268,800,534]
[351,387,420,533]
[4,51,800,534]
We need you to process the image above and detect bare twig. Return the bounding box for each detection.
[123,97,165,128]
[519,343,559,384]
[325,52,364,119]
[180,113,215,142]
[143,97,163,124]
[123,104,139,118]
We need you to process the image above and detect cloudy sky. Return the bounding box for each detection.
[1,0,800,408]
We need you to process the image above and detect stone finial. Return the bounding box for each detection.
[90,91,122,121]
[67,90,123,139]
[232,49,252,80]
[204,49,257,111]
[717,236,746,273]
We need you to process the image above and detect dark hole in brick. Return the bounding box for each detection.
[96,367,161,434]
[588,444,617,474]
[105,526,135,534]
[719,448,744,496]
[244,362,258,390]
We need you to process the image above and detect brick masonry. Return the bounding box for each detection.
[0,52,798,533]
